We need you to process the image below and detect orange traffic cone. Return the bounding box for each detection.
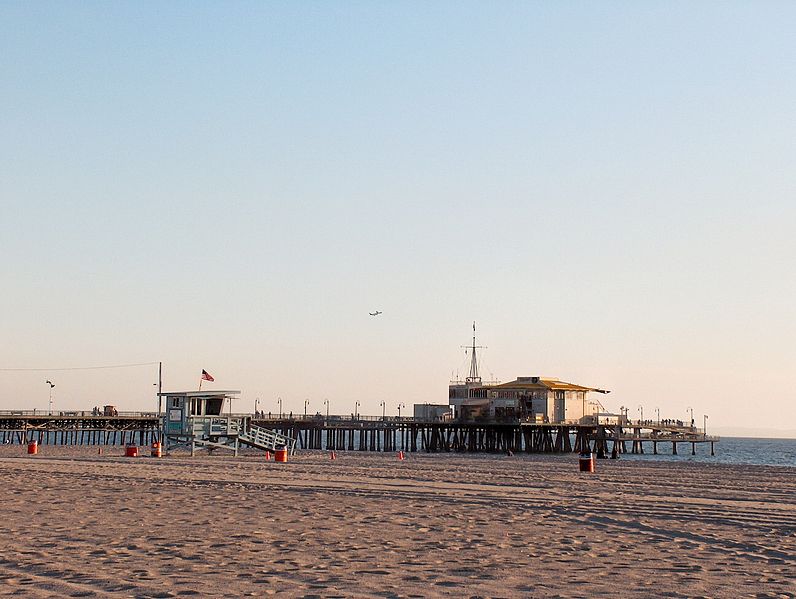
[398,450,405,460]
[330,451,336,460]
[264,450,271,460]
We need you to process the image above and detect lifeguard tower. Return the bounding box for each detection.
[159,390,295,456]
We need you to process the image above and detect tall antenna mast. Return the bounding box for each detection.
[462,321,485,383]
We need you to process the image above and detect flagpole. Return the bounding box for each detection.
[199,377,203,392]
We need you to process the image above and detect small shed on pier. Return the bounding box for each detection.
[413,403,453,421]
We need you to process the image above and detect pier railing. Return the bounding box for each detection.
[0,410,715,437]
[0,410,160,418]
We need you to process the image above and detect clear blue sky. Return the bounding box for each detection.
[1,2,794,434]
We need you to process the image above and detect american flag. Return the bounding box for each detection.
[201,369,214,382]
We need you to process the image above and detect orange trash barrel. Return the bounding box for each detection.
[151,442,162,458]
[579,452,595,473]
[274,447,288,463]
[27,440,38,455]
[125,444,138,458]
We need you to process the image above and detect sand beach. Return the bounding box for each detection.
[0,447,794,598]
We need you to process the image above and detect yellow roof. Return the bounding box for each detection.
[491,377,598,392]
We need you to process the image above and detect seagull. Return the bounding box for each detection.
[45,380,55,388]
[369,311,382,316]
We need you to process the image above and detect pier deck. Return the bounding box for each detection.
[0,411,718,456]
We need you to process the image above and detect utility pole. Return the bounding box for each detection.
[158,362,162,412]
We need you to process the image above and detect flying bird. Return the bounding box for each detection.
[369,311,382,316]
[45,380,55,388]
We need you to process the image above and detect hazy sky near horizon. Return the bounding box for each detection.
[1,2,794,431]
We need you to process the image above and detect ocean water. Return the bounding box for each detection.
[619,436,796,468]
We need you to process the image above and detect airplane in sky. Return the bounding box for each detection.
[369,311,382,316]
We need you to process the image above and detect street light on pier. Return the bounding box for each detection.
[354,401,360,420]
[45,380,55,415]
[397,402,405,418]
[655,407,660,424]
[380,401,386,420]
[324,398,329,421]
[278,397,283,419]
[686,406,694,428]
[254,397,260,416]
[703,414,708,436]
[304,398,309,418]
[638,405,644,423]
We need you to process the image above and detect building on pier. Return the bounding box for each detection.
[451,376,609,423]
[483,376,609,423]
[448,324,611,423]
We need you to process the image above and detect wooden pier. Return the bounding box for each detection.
[0,412,718,456]
[260,417,719,457]
[0,412,160,447]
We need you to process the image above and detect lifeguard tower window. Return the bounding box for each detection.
[189,396,224,416]
[170,398,180,409]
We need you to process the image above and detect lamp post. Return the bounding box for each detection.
[655,407,660,424]
[304,398,309,418]
[686,406,694,428]
[638,405,644,424]
[254,397,260,416]
[380,400,386,420]
[324,398,329,421]
[278,397,283,419]
[354,401,360,420]
[703,414,708,436]
[45,380,55,415]
[398,402,405,418]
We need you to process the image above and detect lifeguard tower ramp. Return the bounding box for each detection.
[239,423,296,453]
[159,390,295,456]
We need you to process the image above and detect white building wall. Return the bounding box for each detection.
[564,391,587,422]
